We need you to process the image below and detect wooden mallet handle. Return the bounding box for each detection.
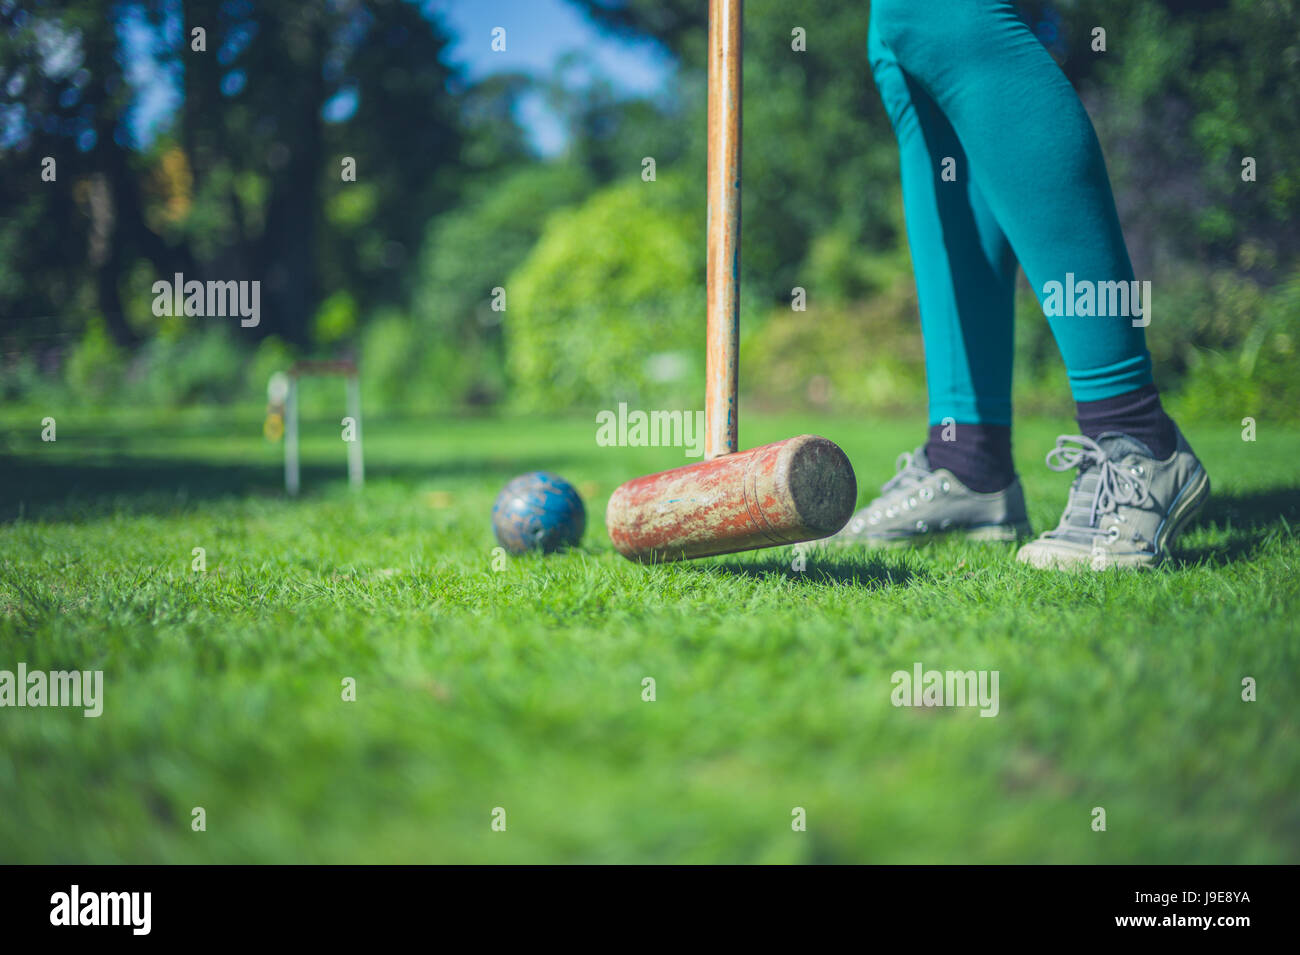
[603,0,858,563]
[705,0,742,460]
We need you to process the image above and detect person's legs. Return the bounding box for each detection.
[828,25,1030,549]
[868,26,1019,494]
[869,0,1176,457]
[840,0,1208,563]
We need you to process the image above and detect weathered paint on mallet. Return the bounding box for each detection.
[605,0,858,563]
[606,434,856,561]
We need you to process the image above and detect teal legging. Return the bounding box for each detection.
[868,0,1153,426]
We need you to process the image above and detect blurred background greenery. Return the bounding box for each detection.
[2,0,1297,421]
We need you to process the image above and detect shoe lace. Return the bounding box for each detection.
[880,451,931,495]
[1045,434,1151,538]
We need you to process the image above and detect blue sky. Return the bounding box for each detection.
[430,0,673,154]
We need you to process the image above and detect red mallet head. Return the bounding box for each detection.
[606,434,856,562]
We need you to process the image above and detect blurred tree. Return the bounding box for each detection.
[318,0,464,320]
[538,50,693,185]
[568,0,706,54]
[5,0,1296,415]
[176,0,465,345]
[2,0,475,352]
[567,0,900,307]
[455,71,534,176]
[568,0,1299,299]
[1019,0,1299,277]
[0,0,180,349]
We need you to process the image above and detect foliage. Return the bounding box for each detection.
[555,0,1300,421]
[412,162,594,406]
[1170,269,1300,422]
[1064,0,1300,276]
[128,325,246,406]
[63,317,123,404]
[2,0,1297,418]
[244,335,298,400]
[573,0,902,305]
[359,310,428,413]
[745,264,924,414]
[506,176,703,411]
[0,0,469,350]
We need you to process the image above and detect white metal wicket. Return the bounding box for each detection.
[270,360,363,497]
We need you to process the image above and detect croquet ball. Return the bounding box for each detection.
[491,472,586,555]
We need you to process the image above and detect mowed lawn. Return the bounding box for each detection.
[1,404,1297,864]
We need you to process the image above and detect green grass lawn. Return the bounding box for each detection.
[1,405,1297,863]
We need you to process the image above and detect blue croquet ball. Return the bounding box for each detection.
[491,472,586,555]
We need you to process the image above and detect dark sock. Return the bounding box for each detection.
[1075,384,1177,459]
[924,423,1016,493]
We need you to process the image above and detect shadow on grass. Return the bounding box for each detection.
[0,453,590,523]
[709,551,927,589]
[1171,485,1300,567]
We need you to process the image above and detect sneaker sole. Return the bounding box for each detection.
[1153,462,1211,559]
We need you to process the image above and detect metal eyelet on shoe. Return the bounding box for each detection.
[915,520,928,532]
[941,480,951,493]
[919,487,934,502]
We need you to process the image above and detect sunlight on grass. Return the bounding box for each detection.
[1,408,1298,862]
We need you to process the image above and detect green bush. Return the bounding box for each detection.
[127,326,245,406]
[1170,269,1300,422]
[1011,263,1300,422]
[313,291,359,346]
[0,353,62,407]
[744,271,925,414]
[64,317,125,405]
[359,311,429,413]
[413,163,593,408]
[244,336,297,398]
[6,323,257,410]
[505,176,703,411]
